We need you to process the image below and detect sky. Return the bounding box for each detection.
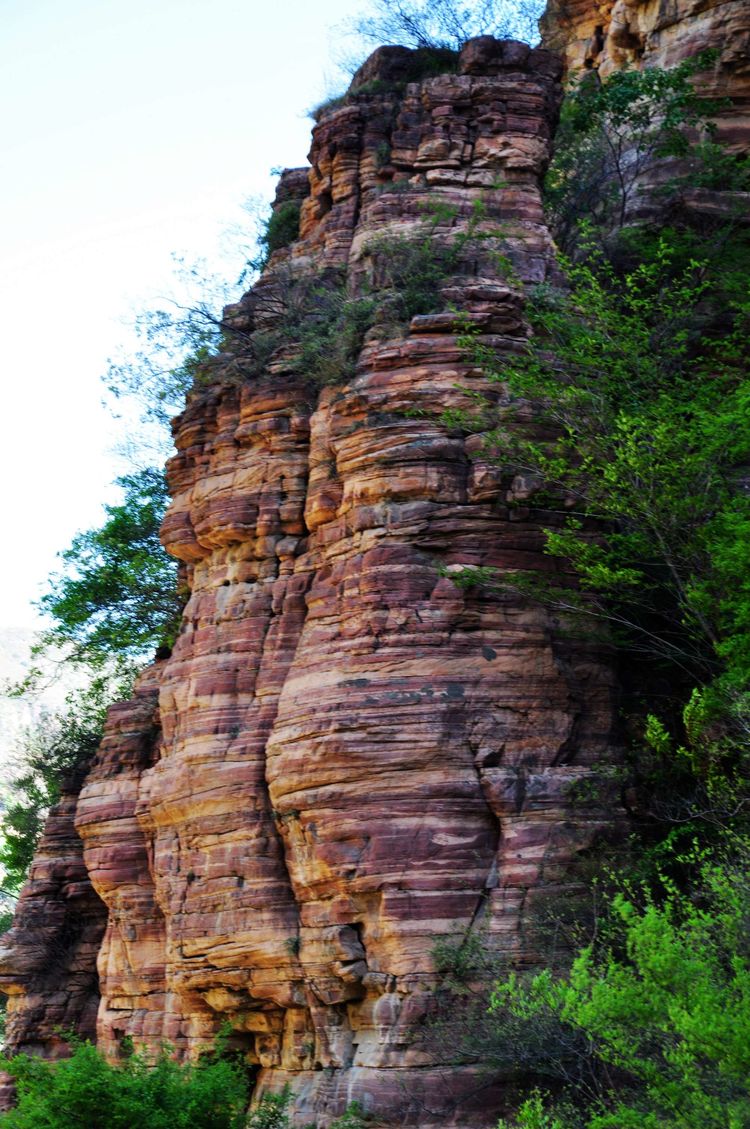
[0,0,361,635]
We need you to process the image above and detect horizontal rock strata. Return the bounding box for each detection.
[540,0,750,150]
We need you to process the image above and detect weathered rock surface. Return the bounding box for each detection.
[540,0,750,152]
[0,36,624,1128]
[0,771,107,1057]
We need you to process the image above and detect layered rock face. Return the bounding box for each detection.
[0,37,622,1127]
[0,774,107,1060]
[540,0,750,150]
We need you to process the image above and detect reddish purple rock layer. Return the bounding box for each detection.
[0,775,107,1055]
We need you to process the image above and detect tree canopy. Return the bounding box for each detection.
[36,466,182,671]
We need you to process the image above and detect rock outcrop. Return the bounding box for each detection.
[0,35,625,1128]
[0,770,107,1058]
[540,0,750,150]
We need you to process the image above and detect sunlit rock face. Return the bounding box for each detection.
[0,37,623,1127]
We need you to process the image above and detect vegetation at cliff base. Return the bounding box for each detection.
[0,1040,370,1129]
[492,845,750,1128]
[0,1040,249,1129]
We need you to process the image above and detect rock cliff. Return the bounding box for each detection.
[540,0,749,148]
[0,28,679,1128]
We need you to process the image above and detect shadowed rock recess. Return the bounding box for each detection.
[0,37,627,1128]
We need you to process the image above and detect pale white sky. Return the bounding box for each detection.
[0,0,360,632]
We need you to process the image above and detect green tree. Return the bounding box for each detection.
[1,468,180,896]
[0,1039,249,1129]
[454,219,750,788]
[493,846,750,1128]
[36,466,182,671]
[545,52,734,253]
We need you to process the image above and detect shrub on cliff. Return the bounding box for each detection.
[545,51,734,253]
[491,844,750,1128]
[253,201,301,271]
[0,1039,249,1129]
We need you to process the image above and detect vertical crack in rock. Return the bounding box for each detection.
[466,756,502,937]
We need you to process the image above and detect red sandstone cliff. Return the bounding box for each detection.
[0,25,705,1126]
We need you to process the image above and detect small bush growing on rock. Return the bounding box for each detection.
[257,201,301,264]
[247,1084,292,1129]
[329,1100,370,1128]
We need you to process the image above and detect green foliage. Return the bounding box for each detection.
[256,201,301,265]
[432,930,497,984]
[1,469,180,895]
[0,679,117,894]
[459,219,750,737]
[247,1084,292,1129]
[241,201,502,388]
[0,1039,249,1128]
[37,466,182,670]
[491,845,750,1128]
[329,1101,369,1129]
[244,267,377,387]
[366,225,458,324]
[498,1093,577,1129]
[439,69,750,1127]
[366,197,507,328]
[451,220,750,864]
[546,51,730,251]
